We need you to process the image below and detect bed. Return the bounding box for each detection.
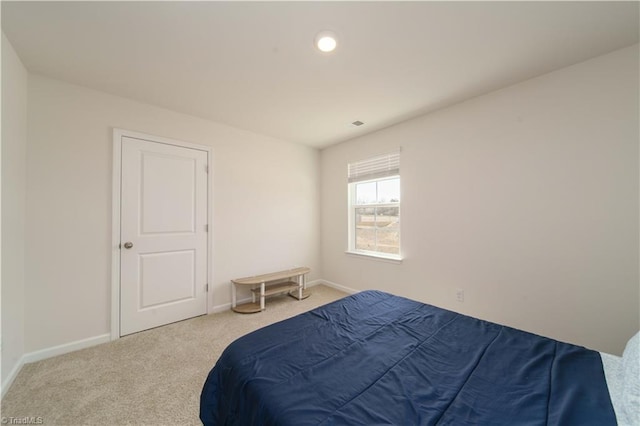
[200,290,638,425]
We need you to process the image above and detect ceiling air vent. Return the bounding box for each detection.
[352,121,364,127]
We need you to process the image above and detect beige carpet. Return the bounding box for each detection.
[2,285,348,425]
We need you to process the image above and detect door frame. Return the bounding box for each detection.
[111,128,213,341]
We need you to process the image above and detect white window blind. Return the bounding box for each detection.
[347,151,400,183]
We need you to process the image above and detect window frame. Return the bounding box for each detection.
[347,175,402,262]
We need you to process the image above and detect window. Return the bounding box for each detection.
[348,152,401,260]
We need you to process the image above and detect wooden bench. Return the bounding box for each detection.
[231,267,311,313]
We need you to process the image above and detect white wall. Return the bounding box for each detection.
[1,33,28,387]
[25,75,319,352]
[4,36,637,374]
[321,45,639,355]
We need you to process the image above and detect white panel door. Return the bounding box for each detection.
[120,136,208,336]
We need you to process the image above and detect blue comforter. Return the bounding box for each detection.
[200,290,616,425]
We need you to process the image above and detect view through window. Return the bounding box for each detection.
[354,177,400,254]
[348,152,400,258]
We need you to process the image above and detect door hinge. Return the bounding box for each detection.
[206,283,209,292]
[205,165,209,173]
[205,224,208,232]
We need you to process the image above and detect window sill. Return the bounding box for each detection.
[345,251,403,264]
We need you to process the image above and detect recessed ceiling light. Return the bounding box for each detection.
[315,31,337,53]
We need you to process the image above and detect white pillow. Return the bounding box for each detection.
[619,331,639,426]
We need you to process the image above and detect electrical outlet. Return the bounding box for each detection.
[456,288,464,303]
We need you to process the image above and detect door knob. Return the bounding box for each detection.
[123,242,133,249]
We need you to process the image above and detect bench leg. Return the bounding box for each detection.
[260,282,266,311]
[298,274,303,300]
[232,282,237,308]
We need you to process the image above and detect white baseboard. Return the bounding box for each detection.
[210,304,230,314]
[210,296,253,314]
[306,279,323,288]
[2,333,110,399]
[1,355,25,399]
[310,279,360,295]
[2,279,357,398]
[23,333,111,365]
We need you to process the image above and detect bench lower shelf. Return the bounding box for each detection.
[232,285,312,314]
[288,288,311,300]
[232,302,262,314]
[231,286,311,314]
[251,281,299,297]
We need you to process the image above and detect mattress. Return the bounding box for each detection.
[200,290,617,425]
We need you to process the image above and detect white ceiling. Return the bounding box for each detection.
[2,1,638,149]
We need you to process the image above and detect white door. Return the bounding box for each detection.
[120,136,208,336]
